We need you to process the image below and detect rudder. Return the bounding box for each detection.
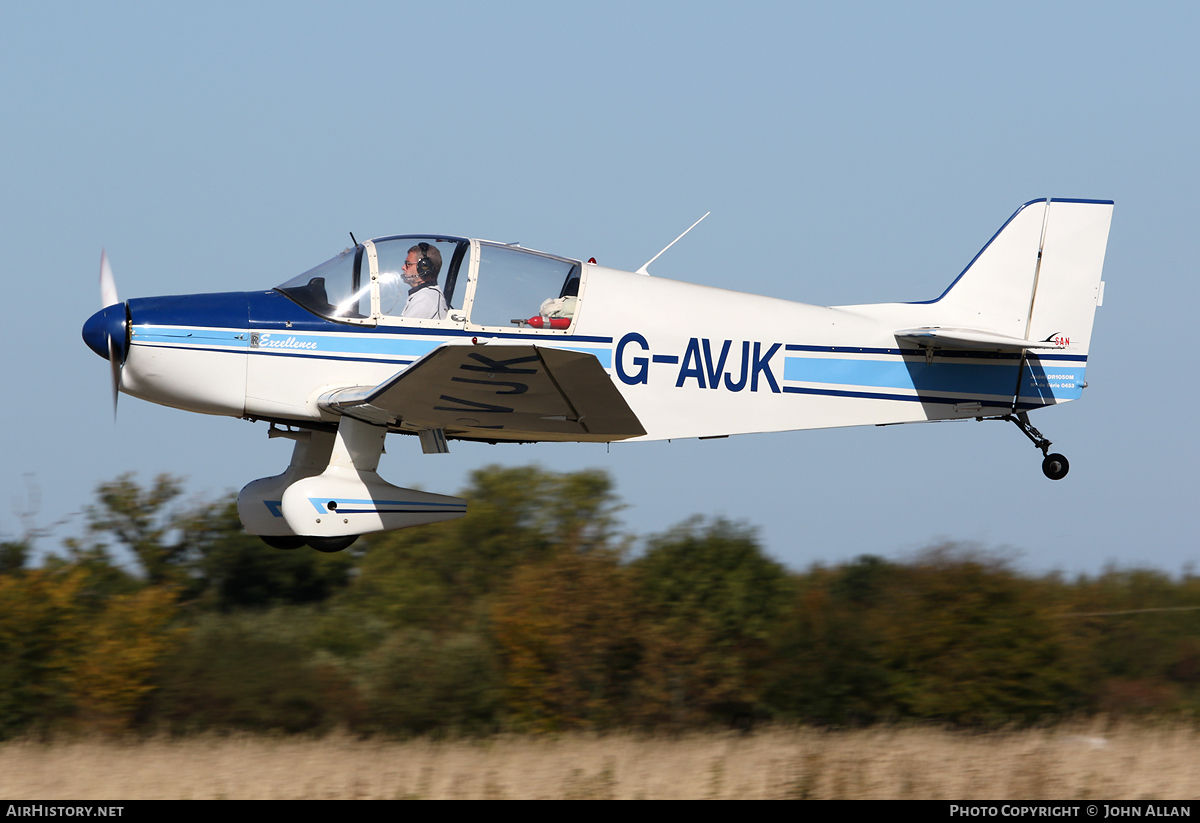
[1025,199,1113,356]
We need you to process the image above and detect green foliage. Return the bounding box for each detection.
[5,466,1200,736]
[151,610,359,734]
[1059,567,1200,714]
[360,629,501,735]
[75,584,181,731]
[632,518,791,726]
[492,548,640,730]
[0,540,28,574]
[766,547,1090,727]
[0,567,88,737]
[343,465,622,632]
[72,473,186,586]
[869,546,1083,726]
[0,566,183,737]
[763,556,898,725]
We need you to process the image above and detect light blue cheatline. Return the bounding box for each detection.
[783,357,1086,401]
[132,327,612,367]
[255,333,442,357]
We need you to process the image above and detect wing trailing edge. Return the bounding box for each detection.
[320,344,646,443]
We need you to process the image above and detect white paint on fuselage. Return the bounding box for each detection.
[122,341,248,417]
[119,265,1047,442]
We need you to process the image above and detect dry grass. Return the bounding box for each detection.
[1,723,1197,799]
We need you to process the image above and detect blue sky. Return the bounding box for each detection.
[2,2,1197,575]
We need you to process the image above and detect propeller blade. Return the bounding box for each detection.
[100,249,119,308]
[108,335,121,419]
[99,249,122,418]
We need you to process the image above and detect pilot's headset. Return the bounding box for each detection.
[416,242,436,280]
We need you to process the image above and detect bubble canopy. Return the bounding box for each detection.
[275,235,581,331]
[276,236,470,322]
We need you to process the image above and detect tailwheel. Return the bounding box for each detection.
[306,535,359,553]
[996,412,1071,481]
[1042,453,1070,481]
[260,535,305,550]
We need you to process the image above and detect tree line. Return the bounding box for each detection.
[1,466,1197,737]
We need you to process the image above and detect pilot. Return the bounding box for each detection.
[400,242,449,319]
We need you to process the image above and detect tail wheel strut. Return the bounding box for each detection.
[993,412,1070,481]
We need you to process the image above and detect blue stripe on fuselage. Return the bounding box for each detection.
[134,328,613,368]
[783,356,1085,401]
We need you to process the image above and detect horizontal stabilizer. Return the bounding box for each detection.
[322,344,646,442]
[894,327,1062,352]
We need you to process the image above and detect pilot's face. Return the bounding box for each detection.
[401,251,423,288]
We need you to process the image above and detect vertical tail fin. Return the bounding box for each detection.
[930,198,1113,356]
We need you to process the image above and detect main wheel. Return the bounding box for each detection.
[1042,453,1069,481]
[306,535,359,553]
[260,535,305,550]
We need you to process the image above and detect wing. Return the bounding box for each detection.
[320,344,646,442]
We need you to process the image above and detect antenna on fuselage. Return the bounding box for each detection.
[635,211,710,276]
[349,232,358,246]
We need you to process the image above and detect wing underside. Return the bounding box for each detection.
[320,344,646,442]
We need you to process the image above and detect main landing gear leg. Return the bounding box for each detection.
[999,412,1069,480]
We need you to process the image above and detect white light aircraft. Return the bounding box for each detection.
[83,198,1112,552]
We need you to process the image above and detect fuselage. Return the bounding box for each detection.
[83,233,1090,444]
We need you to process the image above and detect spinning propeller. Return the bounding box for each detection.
[81,249,130,417]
